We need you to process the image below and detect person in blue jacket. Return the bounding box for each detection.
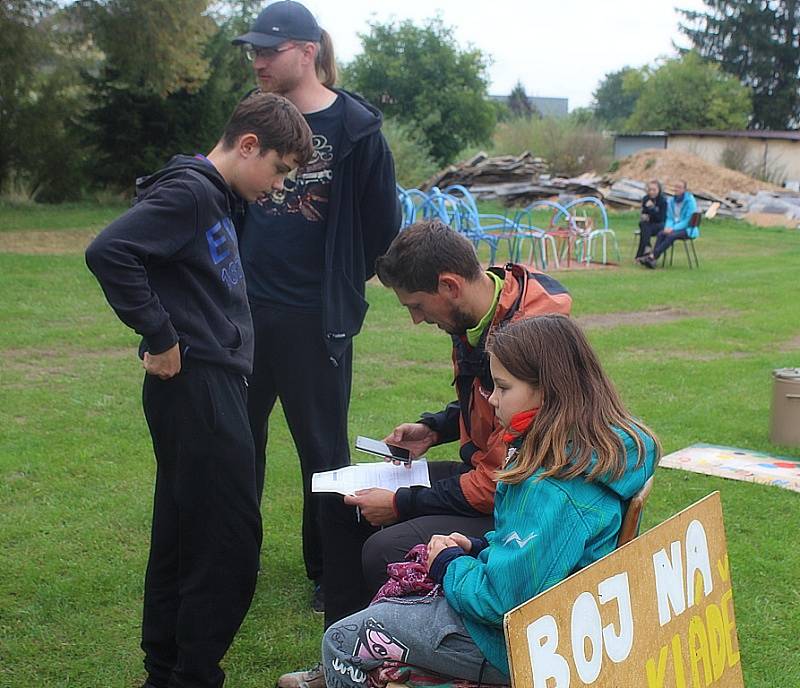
[640,180,698,269]
[232,1,401,610]
[318,314,660,687]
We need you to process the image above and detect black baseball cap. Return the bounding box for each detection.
[232,1,322,48]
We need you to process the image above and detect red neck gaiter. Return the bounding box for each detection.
[502,408,539,445]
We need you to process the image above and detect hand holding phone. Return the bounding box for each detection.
[384,423,438,459]
[355,436,413,464]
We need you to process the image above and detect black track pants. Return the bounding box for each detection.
[246,302,352,582]
[141,362,262,688]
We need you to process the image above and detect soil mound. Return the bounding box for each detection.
[609,149,782,198]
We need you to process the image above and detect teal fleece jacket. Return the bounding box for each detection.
[665,192,699,238]
[442,426,658,675]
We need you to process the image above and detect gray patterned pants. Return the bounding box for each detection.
[321,597,508,688]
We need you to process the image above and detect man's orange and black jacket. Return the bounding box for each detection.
[393,264,572,519]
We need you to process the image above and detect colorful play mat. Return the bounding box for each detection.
[660,443,800,493]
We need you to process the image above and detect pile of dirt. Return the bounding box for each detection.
[608,149,783,198]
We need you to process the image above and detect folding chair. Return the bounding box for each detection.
[632,227,643,261]
[617,476,655,547]
[661,212,701,269]
[443,185,520,265]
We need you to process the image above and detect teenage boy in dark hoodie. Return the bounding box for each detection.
[85,91,313,688]
[232,0,401,611]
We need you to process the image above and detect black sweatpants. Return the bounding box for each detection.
[247,303,352,582]
[141,362,262,688]
[636,220,664,258]
[319,461,494,629]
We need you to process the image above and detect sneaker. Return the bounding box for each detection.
[277,663,326,688]
[311,583,324,614]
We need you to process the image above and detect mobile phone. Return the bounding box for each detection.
[355,436,412,463]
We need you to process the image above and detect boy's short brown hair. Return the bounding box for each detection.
[375,219,483,293]
[221,91,314,165]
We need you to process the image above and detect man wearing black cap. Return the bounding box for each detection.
[232,1,400,613]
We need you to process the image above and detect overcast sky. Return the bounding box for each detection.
[307,0,709,109]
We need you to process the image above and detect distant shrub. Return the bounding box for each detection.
[720,140,787,186]
[382,118,440,188]
[720,140,751,174]
[491,116,611,177]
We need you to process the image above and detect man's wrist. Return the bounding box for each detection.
[417,418,440,445]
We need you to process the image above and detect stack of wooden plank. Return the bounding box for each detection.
[467,174,606,206]
[421,151,549,190]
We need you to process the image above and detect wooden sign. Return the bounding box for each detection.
[504,492,744,687]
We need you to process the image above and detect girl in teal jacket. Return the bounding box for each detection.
[320,315,659,687]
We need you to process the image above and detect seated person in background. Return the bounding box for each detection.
[640,180,697,269]
[318,315,660,688]
[277,221,571,688]
[635,179,667,259]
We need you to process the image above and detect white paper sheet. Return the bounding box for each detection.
[311,459,431,495]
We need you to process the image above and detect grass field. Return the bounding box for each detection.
[1,201,799,687]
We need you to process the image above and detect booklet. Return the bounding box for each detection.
[311,459,431,495]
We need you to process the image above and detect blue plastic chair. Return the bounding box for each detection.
[513,200,568,270]
[396,185,415,229]
[560,197,620,265]
[426,188,467,230]
[441,185,519,264]
[405,188,444,225]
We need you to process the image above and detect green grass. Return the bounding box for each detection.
[1,204,800,687]
[0,201,128,232]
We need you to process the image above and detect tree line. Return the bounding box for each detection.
[0,2,500,201]
[2,0,799,201]
[592,1,800,133]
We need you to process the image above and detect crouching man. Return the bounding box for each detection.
[278,220,572,688]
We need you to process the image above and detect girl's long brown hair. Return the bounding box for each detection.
[487,315,660,485]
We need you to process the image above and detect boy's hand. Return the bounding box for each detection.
[384,423,438,459]
[427,534,458,571]
[344,488,397,525]
[447,532,472,552]
[144,343,181,379]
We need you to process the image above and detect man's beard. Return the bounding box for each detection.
[258,71,301,96]
[441,304,478,336]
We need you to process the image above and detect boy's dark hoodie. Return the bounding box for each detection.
[85,155,253,375]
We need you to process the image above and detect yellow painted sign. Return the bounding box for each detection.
[504,492,743,687]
